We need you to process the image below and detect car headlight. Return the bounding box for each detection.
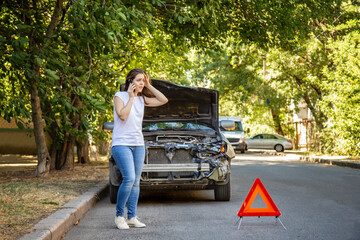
[196,144,224,158]
[221,144,226,153]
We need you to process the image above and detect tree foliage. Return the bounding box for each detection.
[1,0,359,178]
[188,0,360,156]
[0,0,236,176]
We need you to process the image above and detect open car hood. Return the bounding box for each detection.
[130,79,219,131]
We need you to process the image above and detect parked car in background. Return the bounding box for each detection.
[104,79,235,203]
[219,116,247,153]
[245,133,293,152]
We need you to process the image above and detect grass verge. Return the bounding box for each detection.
[0,154,109,240]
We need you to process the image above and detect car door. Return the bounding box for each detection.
[263,134,277,149]
[247,134,264,149]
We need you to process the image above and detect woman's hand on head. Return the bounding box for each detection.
[143,73,151,88]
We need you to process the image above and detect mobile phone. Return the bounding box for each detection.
[129,79,135,92]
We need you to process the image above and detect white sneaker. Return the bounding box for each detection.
[115,216,130,230]
[126,216,146,228]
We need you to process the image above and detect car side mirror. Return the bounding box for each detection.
[103,122,114,132]
[220,120,235,130]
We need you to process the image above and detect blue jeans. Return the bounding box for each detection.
[112,145,145,219]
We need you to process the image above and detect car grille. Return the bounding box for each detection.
[145,148,194,178]
[147,148,193,164]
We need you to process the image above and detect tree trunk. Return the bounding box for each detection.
[76,138,90,164]
[26,0,65,176]
[292,75,326,130]
[271,109,284,136]
[63,138,75,169]
[31,81,51,177]
[98,139,110,156]
[49,143,57,170]
[55,95,83,169]
[55,133,75,170]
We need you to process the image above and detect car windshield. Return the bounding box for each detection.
[219,121,243,132]
[143,122,213,131]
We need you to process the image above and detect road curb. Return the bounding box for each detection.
[19,178,109,240]
[300,156,360,169]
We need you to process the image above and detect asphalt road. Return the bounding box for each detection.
[64,152,360,240]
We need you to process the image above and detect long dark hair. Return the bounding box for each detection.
[124,69,155,98]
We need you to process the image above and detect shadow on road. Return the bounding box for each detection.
[139,189,215,203]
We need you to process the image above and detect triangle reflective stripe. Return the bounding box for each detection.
[237,178,281,217]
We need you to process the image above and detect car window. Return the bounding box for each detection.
[253,135,263,139]
[143,122,213,131]
[219,121,243,131]
[264,134,277,139]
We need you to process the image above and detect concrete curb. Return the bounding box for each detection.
[19,178,109,240]
[300,156,360,169]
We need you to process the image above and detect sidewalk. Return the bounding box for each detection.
[241,150,360,169]
[299,154,360,169]
[19,179,109,240]
[0,154,109,240]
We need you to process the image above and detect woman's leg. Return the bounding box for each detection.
[112,146,135,217]
[126,146,145,219]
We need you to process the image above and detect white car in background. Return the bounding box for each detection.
[219,116,247,153]
[245,133,293,152]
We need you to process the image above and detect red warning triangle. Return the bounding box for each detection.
[237,178,281,217]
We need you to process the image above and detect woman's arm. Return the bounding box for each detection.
[114,96,134,121]
[143,73,168,107]
[114,83,136,121]
[144,85,168,107]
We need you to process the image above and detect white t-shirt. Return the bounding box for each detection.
[111,91,145,146]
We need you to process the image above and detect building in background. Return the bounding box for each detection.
[0,118,51,155]
[285,101,314,150]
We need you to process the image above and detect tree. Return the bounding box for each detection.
[320,30,360,155]
[187,0,360,154]
[1,0,67,176]
[265,1,360,155]
[0,0,236,176]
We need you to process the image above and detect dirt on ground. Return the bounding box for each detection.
[0,154,109,240]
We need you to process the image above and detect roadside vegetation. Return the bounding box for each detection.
[0,154,108,240]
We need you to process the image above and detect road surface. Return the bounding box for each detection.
[64,151,360,240]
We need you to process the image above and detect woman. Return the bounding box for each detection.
[112,69,168,230]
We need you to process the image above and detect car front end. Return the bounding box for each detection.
[141,122,233,190]
[222,131,246,152]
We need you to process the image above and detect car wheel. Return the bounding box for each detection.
[214,176,231,201]
[240,149,245,154]
[109,179,119,204]
[275,144,284,152]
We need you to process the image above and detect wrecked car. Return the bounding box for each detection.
[103,79,235,202]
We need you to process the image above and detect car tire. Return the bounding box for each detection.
[240,149,245,154]
[275,144,284,152]
[214,176,231,201]
[109,179,119,204]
